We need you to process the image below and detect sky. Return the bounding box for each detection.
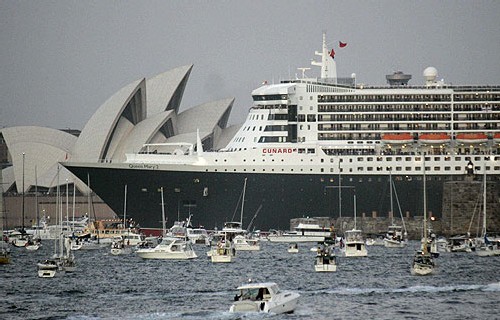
[1,0,499,130]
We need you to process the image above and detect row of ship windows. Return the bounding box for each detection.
[206,166,500,173]
[317,104,500,113]
[317,93,500,103]
[213,155,499,163]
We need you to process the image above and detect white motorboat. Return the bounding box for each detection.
[208,234,235,263]
[233,234,260,251]
[230,282,300,314]
[186,227,210,245]
[342,229,368,257]
[446,235,474,252]
[314,243,337,272]
[136,237,197,260]
[267,220,333,243]
[383,225,407,248]
[287,243,299,253]
[37,259,61,278]
[341,193,368,257]
[411,251,435,276]
[110,237,133,255]
[25,238,42,251]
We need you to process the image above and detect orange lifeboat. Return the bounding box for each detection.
[455,133,488,144]
[381,133,413,144]
[494,133,500,143]
[419,133,451,144]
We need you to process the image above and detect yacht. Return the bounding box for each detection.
[230,282,300,314]
[314,241,337,272]
[342,229,367,257]
[267,220,333,243]
[136,237,197,260]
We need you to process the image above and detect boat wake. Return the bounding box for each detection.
[308,282,500,296]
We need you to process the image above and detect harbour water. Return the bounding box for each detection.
[1,241,499,319]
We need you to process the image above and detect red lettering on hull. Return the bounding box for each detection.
[262,148,296,154]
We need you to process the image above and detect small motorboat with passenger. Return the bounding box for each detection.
[229,281,300,314]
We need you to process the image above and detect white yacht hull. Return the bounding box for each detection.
[111,246,133,255]
[136,251,197,259]
[411,264,434,276]
[315,263,337,272]
[384,239,407,248]
[267,235,325,243]
[230,294,299,314]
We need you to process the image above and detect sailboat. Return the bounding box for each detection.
[26,166,41,251]
[136,187,197,260]
[411,159,435,276]
[0,168,11,264]
[110,185,133,255]
[383,171,408,248]
[342,191,368,257]
[12,153,32,247]
[221,178,260,251]
[37,166,76,277]
[475,166,500,257]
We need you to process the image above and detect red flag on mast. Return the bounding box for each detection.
[329,48,335,59]
[339,41,347,48]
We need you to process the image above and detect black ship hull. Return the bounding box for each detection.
[63,163,459,231]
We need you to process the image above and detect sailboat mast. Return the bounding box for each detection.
[161,187,166,237]
[423,159,428,252]
[389,170,394,225]
[123,184,128,230]
[338,162,342,218]
[482,164,487,238]
[35,166,39,238]
[240,178,247,225]
[22,152,25,231]
[353,191,357,230]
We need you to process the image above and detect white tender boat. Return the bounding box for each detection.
[136,237,197,260]
[37,259,61,278]
[230,282,300,314]
[383,225,407,248]
[314,243,337,272]
[233,234,260,251]
[342,229,368,257]
[208,234,235,263]
[110,237,133,255]
[411,251,435,276]
[287,243,299,253]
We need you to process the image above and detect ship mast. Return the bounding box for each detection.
[311,32,337,81]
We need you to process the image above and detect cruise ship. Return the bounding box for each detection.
[63,33,500,231]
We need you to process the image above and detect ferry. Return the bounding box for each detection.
[63,33,500,231]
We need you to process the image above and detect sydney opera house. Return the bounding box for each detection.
[0,65,240,228]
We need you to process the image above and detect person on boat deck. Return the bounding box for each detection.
[256,288,264,301]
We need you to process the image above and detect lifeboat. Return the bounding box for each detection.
[419,133,451,144]
[381,133,413,144]
[455,133,488,144]
[494,133,500,144]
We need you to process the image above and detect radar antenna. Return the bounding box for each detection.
[297,67,311,79]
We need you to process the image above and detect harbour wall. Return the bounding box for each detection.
[2,195,117,229]
[291,179,500,239]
